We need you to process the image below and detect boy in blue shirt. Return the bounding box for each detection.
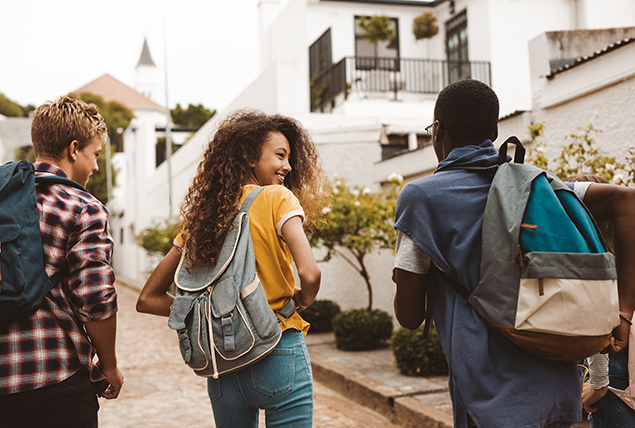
[392,79,635,428]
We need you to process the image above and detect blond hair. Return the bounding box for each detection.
[31,96,107,160]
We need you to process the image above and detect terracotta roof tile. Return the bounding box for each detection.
[72,73,164,111]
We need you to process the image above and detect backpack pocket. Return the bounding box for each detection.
[517,251,619,336]
[0,224,24,295]
[170,293,212,371]
[241,277,280,340]
[210,276,255,360]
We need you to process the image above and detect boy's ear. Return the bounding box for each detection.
[68,140,80,162]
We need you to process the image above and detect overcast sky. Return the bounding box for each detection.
[1,0,265,112]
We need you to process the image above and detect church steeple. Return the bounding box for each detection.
[135,38,158,102]
[136,38,156,69]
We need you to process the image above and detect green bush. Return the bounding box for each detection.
[136,220,180,256]
[332,308,393,351]
[302,300,341,333]
[392,325,448,376]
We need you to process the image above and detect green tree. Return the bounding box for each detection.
[307,176,402,310]
[357,15,396,60]
[412,12,439,60]
[0,93,27,117]
[171,103,216,128]
[412,12,439,40]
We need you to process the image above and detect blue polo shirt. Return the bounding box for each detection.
[394,140,581,428]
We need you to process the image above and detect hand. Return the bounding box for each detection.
[98,361,124,399]
[293,287,314,312]
[606,316,630,355]
[582,382,607,413]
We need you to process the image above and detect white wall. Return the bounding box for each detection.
[529,33,635,176]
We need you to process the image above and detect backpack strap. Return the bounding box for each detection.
[497,136,526,165]
[276,298,296,322]
[35,175,88,192]
[239,186,297,319]
[240,186,265,213]
[433,264,471,301]
[34,175,88,288]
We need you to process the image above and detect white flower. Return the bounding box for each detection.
[613,174,624,183]
[354,201,361,206]
[362,187,371,195]
[335,180,342,187]
[535,147,545,154]
[333,188,339,194]
[606,164,615,171]
[351,188,360,197]
[386,173,404,184]
[322,207,331,214]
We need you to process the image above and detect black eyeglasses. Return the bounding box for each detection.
[425,120,447,136]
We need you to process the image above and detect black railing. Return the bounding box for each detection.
[310,56,491,112]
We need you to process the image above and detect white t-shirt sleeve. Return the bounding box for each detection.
[394,229,432,274]
[573,181,592,200]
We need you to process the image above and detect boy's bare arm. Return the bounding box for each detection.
[85,315,124,399]
[393,268,428,330]
[583,183,635,353]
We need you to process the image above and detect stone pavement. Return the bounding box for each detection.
[99,282,401,428]
[102,281,590,428]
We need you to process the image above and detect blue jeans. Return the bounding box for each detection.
[207,329,313,428]
[589,348,635,428]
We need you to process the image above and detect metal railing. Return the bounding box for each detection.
[310,56,491,112]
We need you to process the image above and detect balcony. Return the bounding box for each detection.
[310,56,492,112]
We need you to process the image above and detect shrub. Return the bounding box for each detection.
[303,299,341,333]
[332,308,393,351]
[136,220,180,256]
[392,325,448,376]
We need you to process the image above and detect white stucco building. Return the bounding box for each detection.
[528,29,635,169]
[111,0,635,316]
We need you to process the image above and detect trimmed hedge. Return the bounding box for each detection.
[332,308,393,351]
[302,299,341,333]
[391,325,448,376]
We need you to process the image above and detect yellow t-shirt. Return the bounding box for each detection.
[175,185,310,334]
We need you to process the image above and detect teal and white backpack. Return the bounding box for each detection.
[436,137,619,361]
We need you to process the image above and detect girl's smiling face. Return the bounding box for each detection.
[248,132,292,186]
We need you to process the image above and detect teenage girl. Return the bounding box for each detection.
[136,109,327,428]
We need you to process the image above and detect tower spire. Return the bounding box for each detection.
[136,38,156,68]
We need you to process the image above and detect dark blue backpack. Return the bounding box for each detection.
[0,160,86,323]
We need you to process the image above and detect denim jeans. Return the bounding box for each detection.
[589,348,635,428]
[207,329,313,428]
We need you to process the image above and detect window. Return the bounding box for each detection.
[445,10,469,83]
[354,16,400,71]
[309,28,332,79]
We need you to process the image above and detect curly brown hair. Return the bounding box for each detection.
[180,109,327,269]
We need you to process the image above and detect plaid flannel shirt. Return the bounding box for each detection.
[0,162,117,395]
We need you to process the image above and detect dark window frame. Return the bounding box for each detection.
[445,10,469,83]
[309,28,333,79]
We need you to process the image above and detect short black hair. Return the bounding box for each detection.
[433,79,499,145]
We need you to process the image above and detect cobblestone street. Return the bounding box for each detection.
[98,282,399,428]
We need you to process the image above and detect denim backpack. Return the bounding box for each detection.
[0,161,86,323]
[434,137,619,361]
[168,186,295,378]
